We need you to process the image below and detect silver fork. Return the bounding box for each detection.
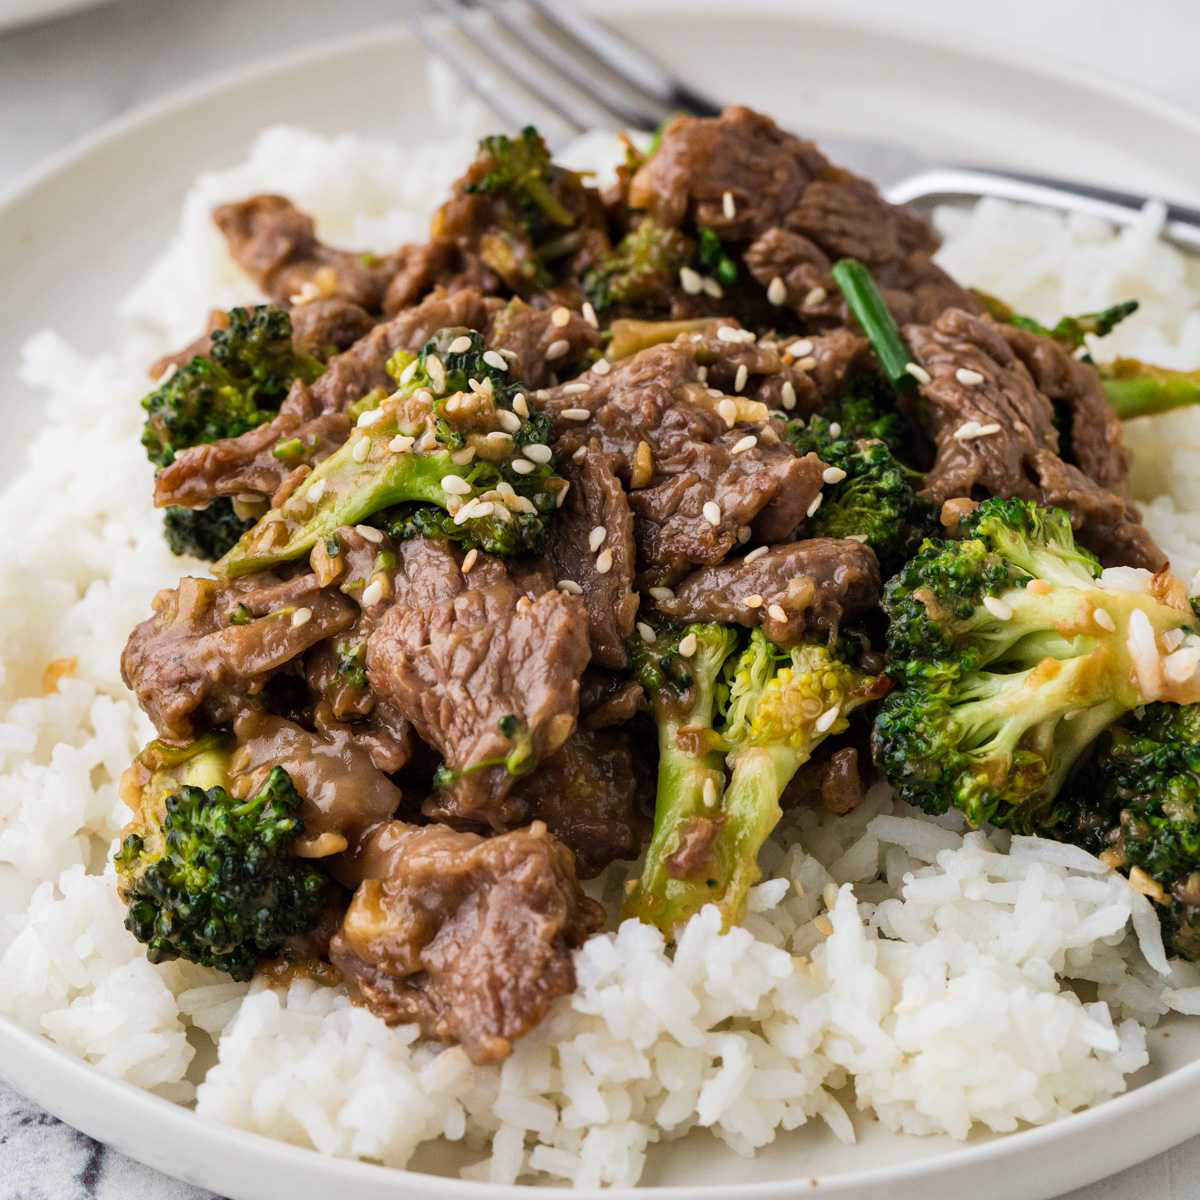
[412,0,1200,252]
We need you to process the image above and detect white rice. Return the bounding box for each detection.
[2,125,1200,1188]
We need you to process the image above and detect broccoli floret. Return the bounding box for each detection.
[216,328,566,577]
[114,738,327,981]
[696,228,738,288]
[583,217,694,313]
[443,126,588,292]
[873,497,1200,831]
[140,305,323,469]
[162,497,255,561]
[786,414,930,574]
[812,388,909,457]
[622,623,740,933]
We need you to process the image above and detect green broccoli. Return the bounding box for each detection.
[974,290,1139,353]
[115,738,327,981]
[623,622,740,933]
[1060,702,1200,959]
[162,498,255,561]
[140,305,323,469]
[786,413,931,574]
[696,228,738,288]
[215,329,565,578]
[583,217,694,313]
[810,388,910,458]
[873,497,1200,832]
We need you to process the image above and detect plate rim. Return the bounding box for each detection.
[3,6,1200,1197]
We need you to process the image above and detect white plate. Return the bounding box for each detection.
[3,9,1200,1199]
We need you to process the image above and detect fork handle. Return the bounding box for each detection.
[887,167,1200,253]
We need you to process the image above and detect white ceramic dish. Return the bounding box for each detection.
[2,9,1200,1199]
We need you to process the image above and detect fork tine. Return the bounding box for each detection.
[523,0,722,118]
[428,0,591,135]
[470,0,672,131]
[409,8,530,132]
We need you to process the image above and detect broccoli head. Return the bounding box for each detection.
[583,217,694,314]
[115,738,327,981]
[873,497,1200,831]
[162,497,255,561]
[216,327,567,577]
[140,305,323,469]
[786,413,931,574]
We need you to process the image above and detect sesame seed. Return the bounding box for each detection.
[582,301,599,328]
[717,325,742,344]
[472,501,495,519]
[557,578,582,595]
[306,479,327,503]
[595,548,614,574]
[589,526,607,552]
[457,548,478,574]
[905,362,932,385]
[788,339,814,358]
[486,431,513,447]
[592,358,611,376]
[1093,607,1117,632]
[550,306,571,328]
[356,407,384,428]
[546,339,571,361]
[822,466,847,484]
[562,407,591,421]
[447,335,473,355]
[744,594,764,609]
[572,445,588,461]
[983,595,1013,620]
[717,398,738,427]
[482,350,508,371]
[389,434,414,453]
[679,266,703,294]
[511,459,535,475]
[399,359,419,385]
[722,190,736,219]
[497,409,522,433]
[807,493,823,517]
[956,367,985,386]
[804,286,828,307]
[561,382,590,396]
[352,436,371,462]
[732,434,758,454]
[768,604,788,622]
[745,546,769,563]
[679,632,698,657]
[702,501,722,526]
[781,380,797,410]
[512,393,530,418]
[441,474,472,495]
[425,354,446,393]
[737,525,752,543]
[637,621,657,644]
[361,577,387,607]
[291,607,313,628]
[445,396,461,414]
[452,498,478,525]
[734,364,749,393]
[556,481,570,507]
[828,422,841,437]
[648,586,674,602]
[524,443,553,464]
[846,533,869,543]
[703,276,723,299]
[767,276,787,306]
[815,705,841,734]
[702,776,718,808]
[796,356,817,371]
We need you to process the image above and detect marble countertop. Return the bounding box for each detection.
[1,1,1198,1197]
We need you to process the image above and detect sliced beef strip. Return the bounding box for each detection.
[228,711,403,860]
[366,567,591,830]
[628,106,977,328]
[544,445,637,668]
[907,307,1163,569]
[489,298,602,389]
[508,729,650,877]
[153,289,497,509]
[542,342,825,582]
[998,323,1131,494]
[289,298,375,357]
[579,669,645,729]
[213,194,406,311]
[330,819,603,1063]
[121,571,356,743]
[655,538,881,644]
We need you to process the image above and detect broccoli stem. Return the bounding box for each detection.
[831,258,914,387]
[1100,359,1200,421]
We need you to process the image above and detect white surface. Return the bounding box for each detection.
[2,3,1200,1199]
